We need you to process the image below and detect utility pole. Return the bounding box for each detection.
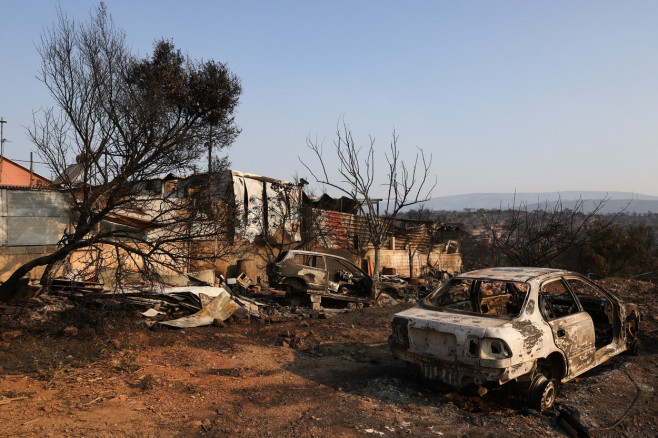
[0,118,7,184]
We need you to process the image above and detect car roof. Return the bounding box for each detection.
[284,250,352,263]
[457,267,573,282]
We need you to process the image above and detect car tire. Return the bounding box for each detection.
[528,374,556,411]
[284,278,306,296]
[629,338,643,356]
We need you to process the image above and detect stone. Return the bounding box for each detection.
[1,330,22,341]
[62,326,78,337]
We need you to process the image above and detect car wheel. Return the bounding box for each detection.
[626,316,640,339]
[528,374,556,411]
[284,278,306,295]
[629,338,643,356]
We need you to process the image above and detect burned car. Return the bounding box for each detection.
[389,267,641,410]
[267,250,403,305]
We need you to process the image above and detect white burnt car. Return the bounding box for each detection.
[389,267,641,410]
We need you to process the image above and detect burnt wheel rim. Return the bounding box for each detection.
[540,381,556,410]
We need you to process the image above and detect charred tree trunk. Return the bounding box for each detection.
[372,244,382,299]
[408,246,416,280]
[39,257,68,294]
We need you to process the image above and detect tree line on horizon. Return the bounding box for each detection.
[403,202,658,281]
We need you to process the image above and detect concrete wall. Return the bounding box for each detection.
[364,249,462,277]
[0,245,58,282]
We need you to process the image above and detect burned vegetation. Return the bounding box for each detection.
[1,4,657,438]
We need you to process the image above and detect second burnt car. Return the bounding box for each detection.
[267,250,404,304]
[389,267,641,410]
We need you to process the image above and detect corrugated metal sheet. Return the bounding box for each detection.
[5,190,69,217]
[0,189,70,246]
[391,224,429,251]
[313,209,461,253]
[6,216,69,246]
[315,210,371,250]
[313,208,463,275]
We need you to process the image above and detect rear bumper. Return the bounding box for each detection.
[389,337,531,387]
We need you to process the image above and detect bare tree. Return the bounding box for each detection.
[301,122,435,296]
[479,195,623,267]
[0,4,241,301]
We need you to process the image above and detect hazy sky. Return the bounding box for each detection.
[2,1,658,197]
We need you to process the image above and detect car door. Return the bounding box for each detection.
[564,276,618,349]
[292,253,327,290]
[540,278,596,377]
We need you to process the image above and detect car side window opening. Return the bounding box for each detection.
[312,255,325,269]
[565,278,615,348]
[325,257,344,282]
[294,254,325,269]
[431,279,473,311]
[427,279,529,316]
[540,279,579,320]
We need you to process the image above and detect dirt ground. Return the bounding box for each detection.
[1,279,656,437]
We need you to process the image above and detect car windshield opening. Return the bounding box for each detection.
[425,278,529,316]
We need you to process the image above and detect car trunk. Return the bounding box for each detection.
[391,306,512,361]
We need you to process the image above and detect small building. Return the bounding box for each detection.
[139,169,305,243]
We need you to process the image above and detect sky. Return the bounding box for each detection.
[1,1,658,198]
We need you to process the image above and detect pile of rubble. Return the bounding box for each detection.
[1,266,440,331]
[8,271,364,330]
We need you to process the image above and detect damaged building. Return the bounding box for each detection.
[1,166,462,304]
[308,195,462,279]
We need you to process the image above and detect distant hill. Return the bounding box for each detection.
[419,191,658,214]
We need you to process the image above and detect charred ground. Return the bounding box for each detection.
[0,278,656,437]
